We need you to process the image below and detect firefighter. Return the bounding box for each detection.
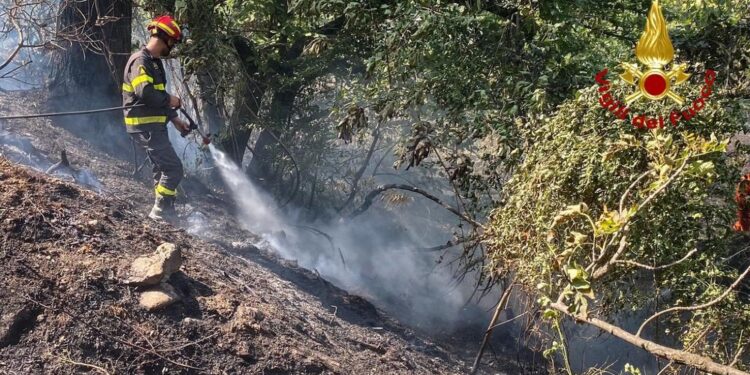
[122,15,190,222]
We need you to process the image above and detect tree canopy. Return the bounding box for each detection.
[133,0,750,372]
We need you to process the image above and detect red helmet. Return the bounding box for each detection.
[148,15,182,42]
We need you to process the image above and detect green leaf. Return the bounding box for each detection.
[565,264,583,281]
[552,203,588,227]
[542,308,558,320]
[569,231,587,245]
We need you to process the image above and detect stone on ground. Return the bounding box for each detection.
[139,283,181,311]
[126,242,182,286]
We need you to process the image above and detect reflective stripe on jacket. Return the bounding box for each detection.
[122,48,177,133]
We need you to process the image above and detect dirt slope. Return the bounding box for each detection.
[0,157,464,374]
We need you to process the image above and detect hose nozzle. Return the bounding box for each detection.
[178,108,211,145]
[200,132,211,145]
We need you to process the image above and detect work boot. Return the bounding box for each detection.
[148,195,178,223]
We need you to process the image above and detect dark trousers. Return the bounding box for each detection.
[130,128,183,193]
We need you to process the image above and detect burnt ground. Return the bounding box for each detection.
[0,157,467,374]
[0,90,544,374]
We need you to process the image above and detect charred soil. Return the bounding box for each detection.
[0,157,465,374]
[0,90,544,374]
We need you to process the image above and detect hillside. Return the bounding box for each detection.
[0,156,465,374]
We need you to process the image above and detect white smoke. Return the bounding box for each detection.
[0,129,103,193]
[206,144,490,332]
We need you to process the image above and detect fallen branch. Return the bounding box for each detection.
[54,354,111,375]
[470,282,514,374]
[347,183,482,228]
[551,301,749,375]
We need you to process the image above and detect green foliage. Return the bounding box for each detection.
[134,0,750,369]
[485,75,749,367]
[623,363,642,375]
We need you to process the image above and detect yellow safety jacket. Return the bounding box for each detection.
[122,48,177,133]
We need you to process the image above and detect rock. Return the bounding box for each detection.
[125,243,182,286]
[236,341,253,359]
[181,318,202,326]
[139,283,181,311]
[227,304,265,333]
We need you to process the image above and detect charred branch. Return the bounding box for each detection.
[337,124,381,213]
[266,129,300,209]
[347,183,482,228]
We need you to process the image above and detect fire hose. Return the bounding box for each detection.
[0,104,211,145]
[0,104,212,175]
[0,104,146,120]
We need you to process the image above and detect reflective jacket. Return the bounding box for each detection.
[122,48,177,133]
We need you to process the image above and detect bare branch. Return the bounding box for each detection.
[591,229,629,280]
[655,326,712,375]
[619,170,653,213]
[551,302,750,375]
[730,345,745,368]
[636,263,750,337]
[416,238,474,252]
[636,155,690,212]
[615,248,698,271]
[589,155,692,277]
[0,5,24,73]
[265,129,300,209]
[53,353,111,375]
[290,224,346,267]
[471,282,515,374]
[337,124,381,213]
[0,59,31,78]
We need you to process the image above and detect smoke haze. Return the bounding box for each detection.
[207,143,493,334]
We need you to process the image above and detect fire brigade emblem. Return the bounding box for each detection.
[619,0,690,105]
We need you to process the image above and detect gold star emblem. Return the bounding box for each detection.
[620,0,690,106]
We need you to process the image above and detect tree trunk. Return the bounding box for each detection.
[195,70,225,137]
[245,84,299,190]
[53,0,132,94]
[50,0,133,156]
[215,36,265,165]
